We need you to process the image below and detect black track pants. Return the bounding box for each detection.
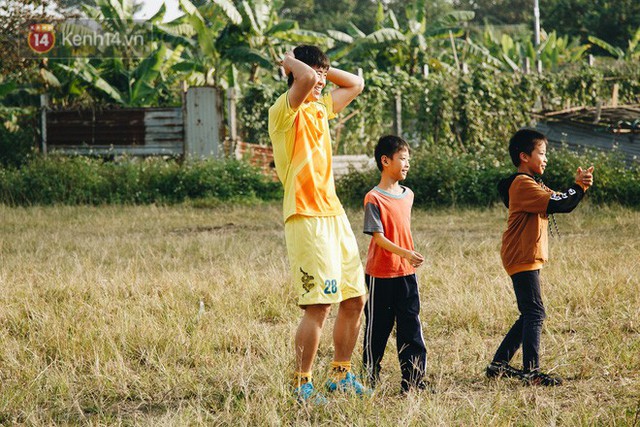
[363,274,427,391]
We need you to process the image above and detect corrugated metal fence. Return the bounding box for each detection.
[535,105,640,163]
[42,87,223,159]
[45,107,183,156]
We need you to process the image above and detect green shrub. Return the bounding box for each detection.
[0,113,36,167]
[237,82,285,146]
[0,156,282,206]
[1,149,636,208]
[533,145,640,207]
[336,147,640,209]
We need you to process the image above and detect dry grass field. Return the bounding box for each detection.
[0,202,638,425]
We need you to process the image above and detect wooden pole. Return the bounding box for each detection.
[593,101,602,124]
[395,94,402,137]
[394,66,402,136]
[357,68,365,143]
[449,30,460,71]
[181,82,188,159]
[534,0,542,75]
[524,57,531,74]
[40,94,48,155]
[611,84,619,108]
[227,87,237,156]
[534,0,540,47]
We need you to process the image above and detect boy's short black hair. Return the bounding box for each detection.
[287,45,330,87]
[374,135,410,171]
[509,128,548,167]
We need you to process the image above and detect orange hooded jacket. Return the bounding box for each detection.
[498,173,585,276]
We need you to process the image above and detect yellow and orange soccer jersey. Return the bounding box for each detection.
[268,91,344,222]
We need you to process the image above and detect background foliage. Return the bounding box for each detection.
[238,64,640,155]
[1,0,639,209]
[0,157,281,205]
[0,112,37,168]
[237,81,285,146]
[336,147,640,209]
[0,146,637,209]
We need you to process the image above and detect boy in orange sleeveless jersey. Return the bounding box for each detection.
[268,45,368,403]
[362,135,428,394]
[487,128,594,386]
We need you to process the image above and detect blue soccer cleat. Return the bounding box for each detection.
[325,372,372,397]
[294,382,328,405]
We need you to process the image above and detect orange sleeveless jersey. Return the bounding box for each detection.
[363,186,416,278]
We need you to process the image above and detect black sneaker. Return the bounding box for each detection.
[401,379,435,395]
[486,361,524,379]
[522,370,563,387]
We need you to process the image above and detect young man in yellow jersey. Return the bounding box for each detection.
[268,45,367,403]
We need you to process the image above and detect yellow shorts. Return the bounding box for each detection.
[284,213,366,306]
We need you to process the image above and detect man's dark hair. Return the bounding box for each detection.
[287,45,330,87]
[509,128,547,167]
[374,135,410,171]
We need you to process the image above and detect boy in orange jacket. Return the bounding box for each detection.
[487,128,594,386]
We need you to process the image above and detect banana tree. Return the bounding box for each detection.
[170,0,329,87]
[538,31,590,71]
[219,0,331,83]
[326,0,474,74]
[467,26,589,72]
[324,6,406,70]
[46,0,185,106]
[56,43,185,106]
[419,9,475,73]
[389,0,475,74]
[589,28,640,62]
[81,0,148,62]
[159,0,243,88]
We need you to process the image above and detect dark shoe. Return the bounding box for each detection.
[522,370,563,386]
[401,379,435,395]
[366,371,379,390]
[486,361,524,379]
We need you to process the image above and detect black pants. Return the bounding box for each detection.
[492,270,546,372]
[363,274,427,391]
